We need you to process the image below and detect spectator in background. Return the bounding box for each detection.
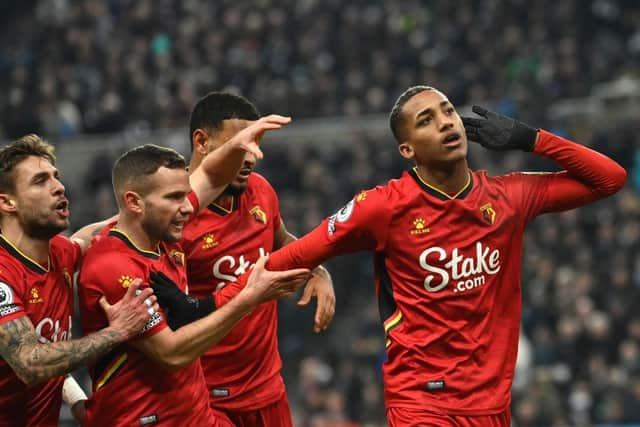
[2,0,640,138]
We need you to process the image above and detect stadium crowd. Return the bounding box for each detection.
[1,0,639,426]
[1,0,640,139]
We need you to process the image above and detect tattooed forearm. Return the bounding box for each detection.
[0,317,124,386]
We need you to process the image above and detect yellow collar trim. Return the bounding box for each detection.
[211,196,235,214]
[110,228,161,257]
[0,234,50,272]
[413,167,471,200]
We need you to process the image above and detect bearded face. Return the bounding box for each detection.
[137,167,194,244]
[8,156,70,240]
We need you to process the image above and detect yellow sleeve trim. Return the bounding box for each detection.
[96,353,128,390]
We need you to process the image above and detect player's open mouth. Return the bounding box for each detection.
[236,168,252,180]
[442,132,462,148]
[170,219,187,230]
[54,199,69,218]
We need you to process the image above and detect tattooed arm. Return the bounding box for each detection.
[0,280,157,386]
[0,317,125,386]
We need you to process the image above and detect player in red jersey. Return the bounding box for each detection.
[0,134,157,427]
[171,86,624,426]
[78,118,312,426]
[173,92,333,427]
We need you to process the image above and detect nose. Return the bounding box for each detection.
[437,113,454,132]
[52,178,65,196]
[244,152,257,167]
[181,198,194,217]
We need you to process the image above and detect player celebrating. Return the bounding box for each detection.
[0,134,157,427]
[78,117,312,426]
[174,92,334,426]
[170,86,624,426]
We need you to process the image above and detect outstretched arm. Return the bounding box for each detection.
[154,194,390,330]
[211,196,388,306]
[135,257,310,372]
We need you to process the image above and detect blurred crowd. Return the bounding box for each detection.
[1,0,640,139]
[2,0,640,426]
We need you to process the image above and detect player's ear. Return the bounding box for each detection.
[0,193,17,214]
[122,191,144,214]
[191,129,210,156]
[398,142,415,160]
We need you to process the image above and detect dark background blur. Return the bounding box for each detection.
[1,1,640,426]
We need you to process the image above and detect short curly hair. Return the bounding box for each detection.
[0,134,56,193]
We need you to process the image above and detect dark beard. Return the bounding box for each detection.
[222,183,247,197]
[23,219,67,240]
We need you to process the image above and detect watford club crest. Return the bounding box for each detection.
[169,249,185,266]
[480,203,497,225]
[250,206,267,224]
[118,275,134,288]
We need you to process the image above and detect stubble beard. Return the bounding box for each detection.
[20,211,68,240]
[141,211,180,244]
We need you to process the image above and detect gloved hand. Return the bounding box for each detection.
[149,271,215,330]
[462,105,538,151]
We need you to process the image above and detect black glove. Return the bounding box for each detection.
[462,105,538,151]
[149,271,215,330]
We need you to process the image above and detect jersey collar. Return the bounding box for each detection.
[207,196,240,216]
[0,234,50,274]
[409,167,473,201]
[108,228,161,259]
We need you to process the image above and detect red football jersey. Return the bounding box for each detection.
[298,169,547,414]
[78,226,216,426]
[265,130,626,415]
[182,173,284,411]
[0,234,81,427]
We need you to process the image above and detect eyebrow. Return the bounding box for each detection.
[30,171,53,184]
[415,101,452,121]
[164,190,188,199]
